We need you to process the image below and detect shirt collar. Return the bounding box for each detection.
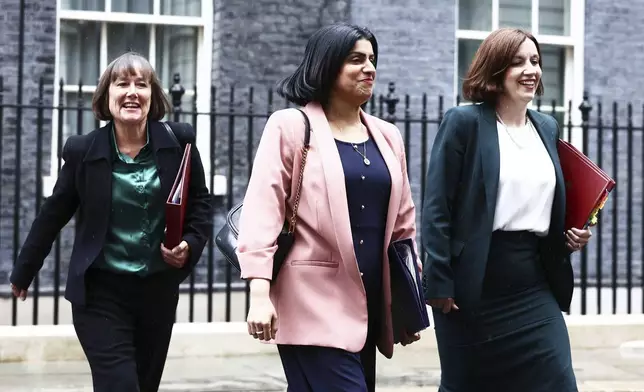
[111,122,150,162]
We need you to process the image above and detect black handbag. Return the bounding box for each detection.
[215,108,311,282]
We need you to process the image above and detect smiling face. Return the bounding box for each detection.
[501,38,542,105]
[331,39,376,105]
[108,69,151,126]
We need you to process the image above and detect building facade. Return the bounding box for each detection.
[0,0,641,290]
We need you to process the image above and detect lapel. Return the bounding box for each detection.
[83,123,115,214]
[360,111,403,249]
[82,121,183,219]
[303,103,357,280]
[149,121,183,201]
[478,103,500,220]
[527,110,566,237]
[303,103,403,289]
[478,103,566,234]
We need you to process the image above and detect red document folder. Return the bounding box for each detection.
[164,144,192,249]
[557,139,615,230]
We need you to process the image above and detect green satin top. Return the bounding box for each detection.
[95,125,168,275]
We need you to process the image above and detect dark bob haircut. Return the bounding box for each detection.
[462,28,544,104]
[277,23,378,107]
[92,51,171,121]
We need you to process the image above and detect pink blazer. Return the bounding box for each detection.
[236,102,418,359]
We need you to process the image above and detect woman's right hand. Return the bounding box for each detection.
[10,283,28,301]
[246,279,278,342]
[428,298,459,314]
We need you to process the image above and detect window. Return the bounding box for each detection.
[48,0,213,195]
[456,0,584,125]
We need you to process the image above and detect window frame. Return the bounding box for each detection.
[46,0,214,196]
[455,0,585,141]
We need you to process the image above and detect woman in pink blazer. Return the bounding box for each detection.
[236,23,420,391]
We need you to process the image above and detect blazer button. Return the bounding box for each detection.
[359,239,364,245]
[360,205,365,210]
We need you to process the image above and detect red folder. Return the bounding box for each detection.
[557,139,615,230]
[164,144,192,249]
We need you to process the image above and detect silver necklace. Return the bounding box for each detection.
[333,122,370,166]
[496,112,535,149]
[352,142,370,166]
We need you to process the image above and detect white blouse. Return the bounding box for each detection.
[492,118,556,236]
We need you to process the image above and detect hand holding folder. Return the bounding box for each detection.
[388,238,430,344]
[165,143,192,249]
[557,139,615,230]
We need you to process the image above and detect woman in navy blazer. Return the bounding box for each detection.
[9,52,211,392]
[421,28,592,391]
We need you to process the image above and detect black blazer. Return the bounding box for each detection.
[10,121,212,306]
[421,102,574,312]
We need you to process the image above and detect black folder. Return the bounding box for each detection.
[388,238,431,344]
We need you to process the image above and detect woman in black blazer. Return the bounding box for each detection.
[9,51,211,392]
[421,28,592,391]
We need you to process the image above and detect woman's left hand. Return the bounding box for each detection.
[400,331,421,346]
[161,241,190,268]
[566,227,592,252]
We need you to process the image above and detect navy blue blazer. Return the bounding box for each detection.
[421,102,574,312]
[10,121,212,306]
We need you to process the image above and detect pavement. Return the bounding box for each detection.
[1,333,644,391]
[2,291,644,391]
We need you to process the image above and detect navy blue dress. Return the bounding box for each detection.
[277,134,391,392]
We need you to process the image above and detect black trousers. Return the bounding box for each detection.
[72,268,180,392]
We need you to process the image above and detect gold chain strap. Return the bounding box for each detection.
[288,145,310,233]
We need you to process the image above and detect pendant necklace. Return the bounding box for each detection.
[352,142,370,166]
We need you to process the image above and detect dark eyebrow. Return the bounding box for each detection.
[512,54,539,60]
[348,52,375,59]
[115,75,146,82]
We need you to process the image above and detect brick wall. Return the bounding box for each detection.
[0,0,57,291]
[582,0,644,285]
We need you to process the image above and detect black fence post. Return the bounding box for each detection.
[207,85,216,323]
[626,103,633,313]
[33,77,45,325]
[578,91,592,128]
[170,73,185,122]
[53,78,64,325]
[383,82,399,123]
[596,101,604,314]
[611,102,618,314]
[225,86,236,322]
[577,91,592,315]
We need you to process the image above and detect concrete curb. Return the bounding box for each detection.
[2,315,644,363]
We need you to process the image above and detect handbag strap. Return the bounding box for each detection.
[288,108,311,234]
[162,122,181,146]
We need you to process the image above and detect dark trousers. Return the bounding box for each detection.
[277,342,377,392]
[72,268,180,392]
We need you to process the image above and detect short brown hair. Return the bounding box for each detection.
[462,28,544,103]
[92,51,171,121]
